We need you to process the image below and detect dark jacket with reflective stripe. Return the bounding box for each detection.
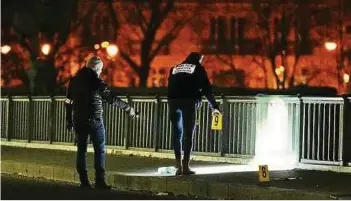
[167,62,218,109]
[66,67,129,122]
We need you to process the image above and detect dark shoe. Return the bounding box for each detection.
[182,159,196,175]
[182,169,196,175]
[175,158,182,176]
[95,182,112,190]
[175,168,182,176]
[79,182,93,189]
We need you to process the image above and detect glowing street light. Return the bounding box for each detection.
[101,41,109,48]
[94,44,100,50]
[343,73,350,83]
[41,43,51,55]
[106,44,119,57]
[1,45,11,54]
[324,42,337,51]
[275,65,285,75]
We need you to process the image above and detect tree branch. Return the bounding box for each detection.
[134,0,147,35]
[53,0,97,56]
[159,0,175,22]
[120,51,140,74]
[252,2,269,22]
[216,55,236,70]
[107,0,119,40]
[148,0,174,32]
[149,17,192,61]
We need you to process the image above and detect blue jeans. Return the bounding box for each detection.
[169,99,197,161]
[74,118,106,184]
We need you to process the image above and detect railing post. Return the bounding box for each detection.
[221,94,229,157]
[27,96,33,143]
[153,94,160,152]
[49,96,56,144]
[297,94,303,163]
[338,99,344,166]
[124,95,131,150]
[7,96,12,141]
[343,96,351,165]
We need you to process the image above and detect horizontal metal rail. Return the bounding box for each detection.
[0,95,349,165]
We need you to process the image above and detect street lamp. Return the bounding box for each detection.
[343,73,350,84]
[106,44,119,57]
[324,42,337,51]
[94,44,100,50]
[1,45,11,54]
[101,41,109,49]
[41,43,51,55]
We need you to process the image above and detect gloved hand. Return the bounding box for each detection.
[212,108,222,116]
[127,107,137,118]
[66,121,73,132]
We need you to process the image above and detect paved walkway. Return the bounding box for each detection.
[1,174,190,200]
[1,144,351,200]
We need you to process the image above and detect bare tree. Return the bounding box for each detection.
[201,2,274,89]
[10,0,95,94]
[252,0,311,89]
[215,55,245,87]
[113,0,201,87]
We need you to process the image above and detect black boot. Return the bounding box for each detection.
[95,181,112,190]
[182,159,196,175]
[175,159,182,176]
[79,174,92,189]
[95,174,111,190]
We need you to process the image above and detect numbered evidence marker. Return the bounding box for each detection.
[211,113,223,130]
[258,165,271,182]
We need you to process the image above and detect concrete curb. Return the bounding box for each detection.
[297,163,351,173]
[3,141,351,174]
[1,160,334,200]
[0,140,251,164]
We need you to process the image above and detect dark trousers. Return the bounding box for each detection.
[169,99,197,161]
[73,118,106,184]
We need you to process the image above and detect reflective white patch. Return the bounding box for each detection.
[172,64,196,75]
[65,99,73,104]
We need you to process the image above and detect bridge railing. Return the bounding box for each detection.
[300,97,345,165]
[0,95,350,166]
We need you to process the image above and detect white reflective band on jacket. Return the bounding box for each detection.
[65,99,73,104]
[172,64,196,75]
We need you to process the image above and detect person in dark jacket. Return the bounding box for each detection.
[168,52,221,175]
[65,56,136,189]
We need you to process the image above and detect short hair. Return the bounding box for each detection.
[86,56,103,70]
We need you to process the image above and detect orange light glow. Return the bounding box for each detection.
[275,65,285,75]
[41,43,51,55]
[343,73,350,83]
[106,44,118,57]
[324,42,337,51]
[101,41,109,48]
[1,45,11,54]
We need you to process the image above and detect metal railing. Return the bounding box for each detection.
[300,97,345,165]
[0,95,350,166]
[224,96,257,156]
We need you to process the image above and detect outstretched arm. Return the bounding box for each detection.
[96,80,136,118]
[97,80,131,110]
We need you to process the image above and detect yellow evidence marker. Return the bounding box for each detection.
[258,165,270,182]
[211,113,223,130]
